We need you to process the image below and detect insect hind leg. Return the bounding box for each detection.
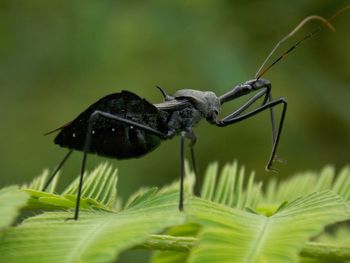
[42,150,73,192]
[71,110,169,220]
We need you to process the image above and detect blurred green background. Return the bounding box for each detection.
[0,0,349,261]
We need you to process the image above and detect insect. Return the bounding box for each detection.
[43,7,348,220]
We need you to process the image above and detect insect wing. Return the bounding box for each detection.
[154,99,191,111]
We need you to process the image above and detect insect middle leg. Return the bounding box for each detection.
[178,129,198,210]
[187,130,199,195]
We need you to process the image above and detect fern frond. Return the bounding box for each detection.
[0,187,186,263]
[260,165,350,213]
[151,223,200,263]
[22,163,118,211]
[21,169,59,193]
[125,187,158,209]
[316,225,350,246]
[0,186,28,232]
[201,161,262,210]
[2,161,350,263]
[62,162,118,209]
[187,191,349,263]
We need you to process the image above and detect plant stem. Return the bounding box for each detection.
[136,235,196,252]
[301,242,350,261]
[137,235,350,261]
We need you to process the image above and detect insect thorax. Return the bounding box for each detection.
[164,106,202,135]
[163,89,221,134]
[173,89,221,119]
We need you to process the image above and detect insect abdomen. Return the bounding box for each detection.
[53,91,168,159]
[54,123,162,159]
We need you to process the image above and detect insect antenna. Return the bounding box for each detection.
[255,5,350,80]
[328,5,350,21]
[255,15,334,80]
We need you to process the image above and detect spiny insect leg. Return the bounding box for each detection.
[42,150,73,192]
[71,110,169,220]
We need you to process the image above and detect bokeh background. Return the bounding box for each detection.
[1,1,349,261]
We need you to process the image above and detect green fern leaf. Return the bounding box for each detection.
[3,161,350,263]
[0,188,186,263]
[260,165,350,215]
[201,161,262,210]
[187,191,349,263]
[151,223,200,263]
[22,163,118,211]
[62,163,118,209]
[316,225,350,246]
[125,187,159,209]
[0,186,28,232]
[21,169,59,193]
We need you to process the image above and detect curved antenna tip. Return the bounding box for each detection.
[295,15,335,33]
[329,5,350,21]
[255,5,350,79]
[254,14,336,79]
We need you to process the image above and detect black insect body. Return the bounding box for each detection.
[43,10,346,220]
[44,78,285,220]
[55,91,170,159]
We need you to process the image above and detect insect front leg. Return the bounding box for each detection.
[70,110,170,221]
[218,80,282,161]
[222,88,269,120]
[219,79,271,104]
[224,87,278,147]
[215,98,287,172]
